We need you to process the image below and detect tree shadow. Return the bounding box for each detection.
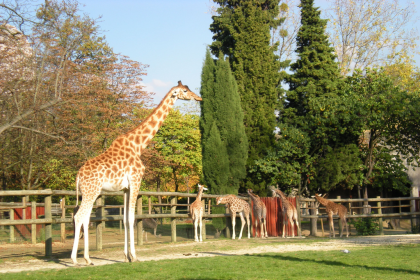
[249,253,420,276]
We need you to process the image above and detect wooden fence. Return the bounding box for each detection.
[299,196,420,237]
[0,189,249,258]
[1,189,420,258]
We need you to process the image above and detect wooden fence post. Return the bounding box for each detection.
[137,196,143,245]
[9,204,14,243]
[95,196,103,251]
[102,195,106,230]
[31,201,36,244]
[296,196,302,237]
[45,193,52,258]
[348,202,352,234]
[337,196,342,237]
[310,201,317,236]
[171,196,177,242]
[377,196,383,235]
[61,197,66,243]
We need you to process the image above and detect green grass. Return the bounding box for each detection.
[2,244,420,279]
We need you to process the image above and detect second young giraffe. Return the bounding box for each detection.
[315,194,349,238]
[272,189,300,238]
[216,195,250,239]
[189,184,208,242]
[247,189,268,238]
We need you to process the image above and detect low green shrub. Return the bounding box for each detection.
[349,213,379,235]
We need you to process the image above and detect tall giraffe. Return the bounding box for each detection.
[216,195,250,240]
[314,194,349,238]
[272,189,300,238]
[247,189,268,238]
[71,81,202,265]
[189,184,208,242]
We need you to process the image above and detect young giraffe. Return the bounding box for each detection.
[71,81,202,265]
[247,189,268,238]
[272,189,300,238]
[216,195,250,240]
[314,194,349,238]
[189,184,208,242]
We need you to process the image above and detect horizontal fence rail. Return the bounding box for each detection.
[0,189,419,258]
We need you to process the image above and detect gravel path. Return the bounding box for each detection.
[1,234,419,274]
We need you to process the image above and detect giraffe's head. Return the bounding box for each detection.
[272,189,280,197]
[216,196,224,205]
[171,81,202,101]
[197,184,208,191]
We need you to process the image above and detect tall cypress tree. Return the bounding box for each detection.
[200,49,248,195]
[282,0,360,193]
[210,0,281,194]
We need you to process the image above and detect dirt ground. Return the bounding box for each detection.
[0,219,418,274]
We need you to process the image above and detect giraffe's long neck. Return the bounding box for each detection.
[276,190,287,202]
[249,193,259,204]
[121,91,176,154]
[196,187,204,202]
[315,195,329,206]
[223,195,235,204]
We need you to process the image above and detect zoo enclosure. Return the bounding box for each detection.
[1,189,419,258]
[0,189,250,258]
[299,196,420,237]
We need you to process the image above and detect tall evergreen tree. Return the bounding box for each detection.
[281,0,361,193]
[200,49,248,195]
[210,0,281,194]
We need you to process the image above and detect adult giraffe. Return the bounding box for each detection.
[71,81,201,265]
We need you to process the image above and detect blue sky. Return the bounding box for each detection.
[81,0,214,104]
[79,0,419,105]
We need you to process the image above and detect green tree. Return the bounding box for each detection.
[153,109,202,193]
[345,68,420,199]
[210,0,281,194]
[200,49,247,195]
[281,0,362,194]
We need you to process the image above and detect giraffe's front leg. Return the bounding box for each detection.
[128,186,140,262]
[231,212,236,239]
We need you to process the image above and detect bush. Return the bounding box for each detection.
[211,205,226,238]
[349,213,379,236]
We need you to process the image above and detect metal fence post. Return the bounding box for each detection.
[45,193,52,258]
[171,196,177,242]
[377,196,383,235]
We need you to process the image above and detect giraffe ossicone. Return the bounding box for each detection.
[71,81,201,266]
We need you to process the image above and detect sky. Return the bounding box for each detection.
[78,0,419,105]
[81,0,214,104]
